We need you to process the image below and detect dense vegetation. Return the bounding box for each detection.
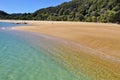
[0,10,8,18]
[0,0,120,23]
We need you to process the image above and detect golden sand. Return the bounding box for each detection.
[1,20,120,79]
[1,20,120,58]
[8,20,120,58]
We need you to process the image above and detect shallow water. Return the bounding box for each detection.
[0,22,84,80]
[1,22,120,80]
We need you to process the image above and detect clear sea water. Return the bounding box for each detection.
[0,22,86,80]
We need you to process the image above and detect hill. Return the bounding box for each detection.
[0,10,8,18]
[0,0,120,23]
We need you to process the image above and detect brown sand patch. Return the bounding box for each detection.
[12,21,120,58]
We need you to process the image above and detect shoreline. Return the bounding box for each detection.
[1,20,120,58]
[1,20,120,79]
[0,20,120,25]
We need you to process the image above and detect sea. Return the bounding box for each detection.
[0,22,89,80]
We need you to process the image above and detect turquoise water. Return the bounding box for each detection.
[0,22,25,27]
[0,22,82,80]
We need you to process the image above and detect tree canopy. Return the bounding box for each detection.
[0,0,120,23]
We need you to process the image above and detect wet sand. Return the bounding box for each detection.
[1,20,120,79]
[5,20,120,58]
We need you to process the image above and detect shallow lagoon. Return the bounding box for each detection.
[0,22,84,80]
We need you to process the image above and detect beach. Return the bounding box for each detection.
[1,20,119,58]
[0,20,120,79]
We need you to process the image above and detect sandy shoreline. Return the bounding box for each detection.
[0,20,120,58]
[1,20,120,58]
[1,20,120,79]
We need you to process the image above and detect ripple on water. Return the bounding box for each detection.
[16,31,120,80]
[0,30,83,80]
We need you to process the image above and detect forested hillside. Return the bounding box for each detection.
[0,0,120,23]
[0,10,8,18]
